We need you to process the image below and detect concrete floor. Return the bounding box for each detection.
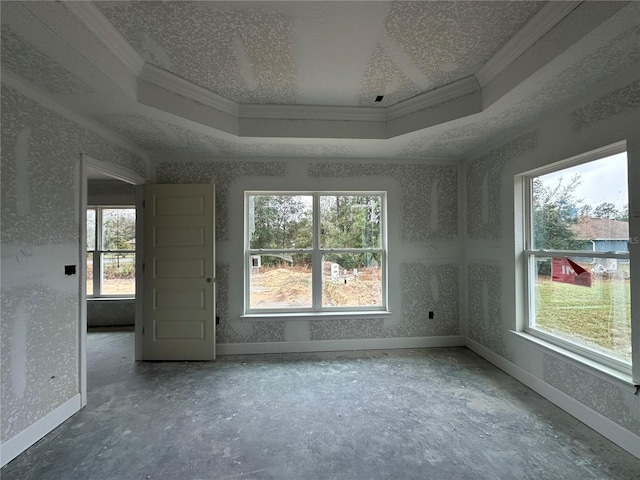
[3,332,639,480]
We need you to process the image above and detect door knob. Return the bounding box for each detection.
[206,277,212,283]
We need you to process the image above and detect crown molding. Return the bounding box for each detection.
[142,65,385,122]
[387,75,480,120]
[138,56,481,125]
[239,104,385,122]
[138,63,482,139]
[139,63,239,117]
[63,1,144,76]
[476,1,583,88]
[58,0,482,129]
[142,63,478,125]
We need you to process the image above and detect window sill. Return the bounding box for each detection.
[87,297,135,301]
[241,311,392,321]
[510,330,638,394]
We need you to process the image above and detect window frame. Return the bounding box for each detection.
[87,205,136,298]
[244,191,388,314]
[521,143,631,374]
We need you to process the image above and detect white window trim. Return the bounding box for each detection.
[519,142,632,375]
[88,206,136,298]
[244,191,388,315]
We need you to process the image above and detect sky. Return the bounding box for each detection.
[537,152,628,208]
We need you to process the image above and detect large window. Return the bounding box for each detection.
[87,207,136,297]
[523,147,631,372]
[245,192,386,313]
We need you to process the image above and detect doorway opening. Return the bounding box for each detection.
[79,155,144,407]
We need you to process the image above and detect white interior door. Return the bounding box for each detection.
[143,184,215,360]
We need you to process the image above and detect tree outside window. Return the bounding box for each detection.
[87,207,136,296]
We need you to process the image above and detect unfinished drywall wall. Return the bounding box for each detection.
[464,65,640,441]
[0,84,146,444]
[154,157,461,346]
[467,262,506,359]
[466,132,538,240]
[88,180,135,206]
[87,300,134,328]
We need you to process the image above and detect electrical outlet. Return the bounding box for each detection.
[428,311,434,319]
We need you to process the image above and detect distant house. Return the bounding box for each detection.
[571,217,629,252]
[251,254,293,271]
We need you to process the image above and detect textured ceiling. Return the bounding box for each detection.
[1,26,95,95]
[1,1,639,160]
[95,1,544,106]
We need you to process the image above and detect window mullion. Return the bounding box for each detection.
[525,252,535,328]
[95,208,103,296]
[524,177,533,251]
[95,207,102,251]
[93,251,101,297]
[312,193,322,311]
[245,194,251,314]
[524,179,535,329]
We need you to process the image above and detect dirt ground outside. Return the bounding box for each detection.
[250,266,382,309]
[87,261,135,296]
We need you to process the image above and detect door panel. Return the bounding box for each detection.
[155,195,206,215]
[154,289,206,310]
[155,226,205,246]
[143,184,215,360]
[154,258,206,279]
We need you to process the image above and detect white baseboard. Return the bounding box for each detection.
[465,338,640,459]
[217,335,465,355]
[0,394,82,467]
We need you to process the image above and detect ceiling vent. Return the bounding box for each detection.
[375,95,384,102]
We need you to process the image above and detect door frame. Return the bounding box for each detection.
[78,154,145,406]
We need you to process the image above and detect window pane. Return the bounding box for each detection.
[532,153,628,251]
[87,208,96,251]
[102,209,136,251]
[87,251,94,296]
[533,255,631,363]
[101,252,135,295]
[249,195,313,249]
[320,195,382,248]
[322,253,382,307]
[249,254,312,308]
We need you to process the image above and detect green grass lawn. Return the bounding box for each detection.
[535,275,631,362]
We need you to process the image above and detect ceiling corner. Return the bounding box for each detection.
[62,0,144,76]
[476,0,583,88]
